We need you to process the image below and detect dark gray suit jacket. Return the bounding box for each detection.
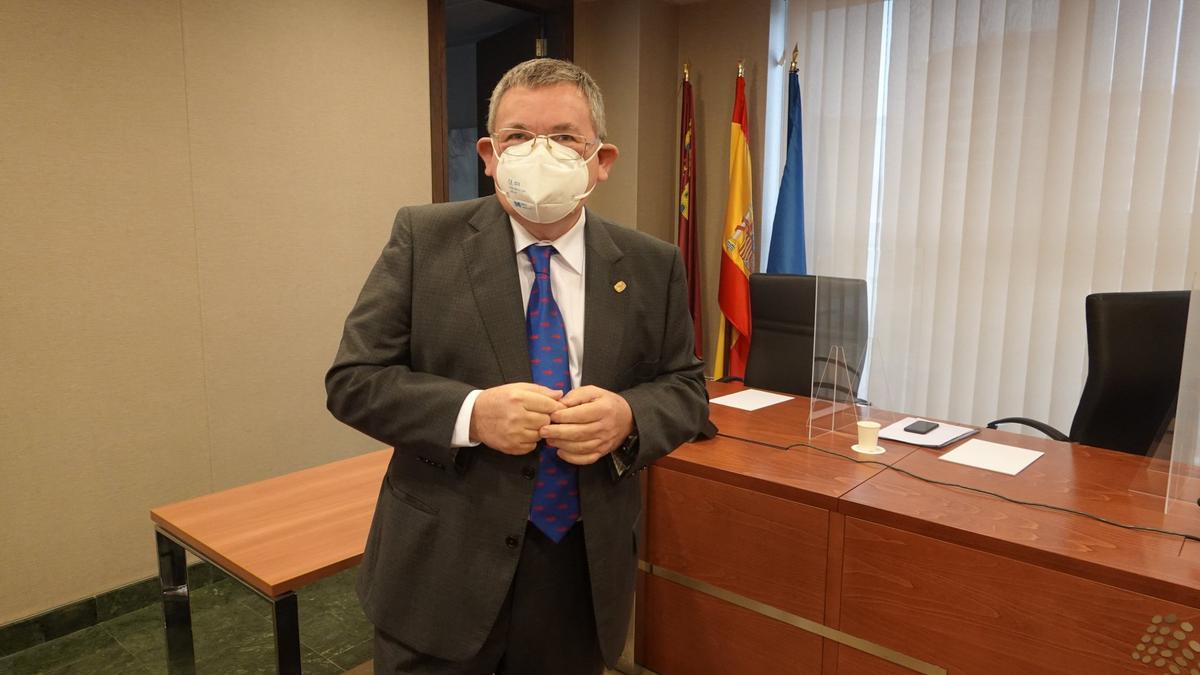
[325,196,707,665]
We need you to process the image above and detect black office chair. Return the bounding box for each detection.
[741,273,869,398]
[987,290,1190,456]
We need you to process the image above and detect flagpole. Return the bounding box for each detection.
[714,320,728,378]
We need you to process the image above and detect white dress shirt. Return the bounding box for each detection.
[451,209,587,447]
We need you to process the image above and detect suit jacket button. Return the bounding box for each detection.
[521,466,536,480]
[505,535,520,549]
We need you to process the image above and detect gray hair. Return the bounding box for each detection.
[486,58,608,141]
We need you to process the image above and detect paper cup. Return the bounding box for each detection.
[856,420,881,450]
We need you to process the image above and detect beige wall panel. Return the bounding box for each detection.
[635,0,681,244]
[0,0,210,623]
[575,0,640,229]
[180,0,432,488]
[678,0,770,369]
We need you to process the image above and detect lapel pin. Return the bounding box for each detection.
[614,280,627,293]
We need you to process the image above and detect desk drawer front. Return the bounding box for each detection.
[639,571,823,675]
[838,518,1200,674]
[647,466,829,622]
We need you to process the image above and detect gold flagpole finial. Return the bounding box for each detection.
[737,59,744,78]
[683,62,690,82]
[790,44,799,72]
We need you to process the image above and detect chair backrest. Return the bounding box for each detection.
[1070,290,1190,456]
[744,273,869,397]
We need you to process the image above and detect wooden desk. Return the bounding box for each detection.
[638,383,1200,674]
[705,380,919,466]
[150,449,390,674]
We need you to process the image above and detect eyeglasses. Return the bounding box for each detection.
[491,128,600,160]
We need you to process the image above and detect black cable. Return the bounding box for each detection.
[717,431,1200,544]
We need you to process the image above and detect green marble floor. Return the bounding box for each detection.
[0,568,371,675]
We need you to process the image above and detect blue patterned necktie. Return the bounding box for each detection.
[525,244,580,542]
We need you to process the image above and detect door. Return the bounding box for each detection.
[429,0,574,203]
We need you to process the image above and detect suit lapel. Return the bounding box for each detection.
[582,213,627,390]
[462,198,531,384]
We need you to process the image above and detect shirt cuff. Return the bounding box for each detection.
[451,389,484,448]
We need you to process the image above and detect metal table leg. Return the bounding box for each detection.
[156,530,196,675]
[272,592,302,674]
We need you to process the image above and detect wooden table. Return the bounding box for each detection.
[150,449,390,674]
[638,382,1200,674]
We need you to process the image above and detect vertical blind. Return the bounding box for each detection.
[783,0,1200,430]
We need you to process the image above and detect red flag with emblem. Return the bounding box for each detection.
[714,67,754,379]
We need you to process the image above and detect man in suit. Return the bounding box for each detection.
[326,58,708,675]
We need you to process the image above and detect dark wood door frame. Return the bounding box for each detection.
[428,0,449,203]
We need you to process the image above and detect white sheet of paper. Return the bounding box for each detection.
[709,389,794,411]
[879,417,977,448]
[938,438,1044,476]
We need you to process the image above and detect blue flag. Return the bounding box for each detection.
[766,70,806,274]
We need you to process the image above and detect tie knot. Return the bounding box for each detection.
[525,245,557,275]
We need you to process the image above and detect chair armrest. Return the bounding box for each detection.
[985,417,1069,441]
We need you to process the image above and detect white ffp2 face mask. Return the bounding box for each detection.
[494,139,596,224]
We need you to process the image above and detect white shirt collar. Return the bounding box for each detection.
[510,209,587,276]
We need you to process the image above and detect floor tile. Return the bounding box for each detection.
[194,630,273,675]
[299,608,371,658]
[325,638,372,670]
[298,570,359,615]
[233,591,273,621]
[195,635,341,675]
[102,605,166,663]
[300,647,344,675]
[193,602,273,660]
[130,648,168,675]
[45,641,148,675]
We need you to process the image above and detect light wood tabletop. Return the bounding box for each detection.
[151,448,390,598]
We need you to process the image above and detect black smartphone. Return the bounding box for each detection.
[904,420,939,434]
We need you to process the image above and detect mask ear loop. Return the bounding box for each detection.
[571,142,604,200]
[582,141,603,162]
[573,181,597,202]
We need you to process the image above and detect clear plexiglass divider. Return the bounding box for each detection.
[808,274,850,439]
[808,272,889,443]
[1167,277,1200,531]
[805,236,919,448]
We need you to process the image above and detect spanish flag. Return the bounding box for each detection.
[713,66,755,379]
